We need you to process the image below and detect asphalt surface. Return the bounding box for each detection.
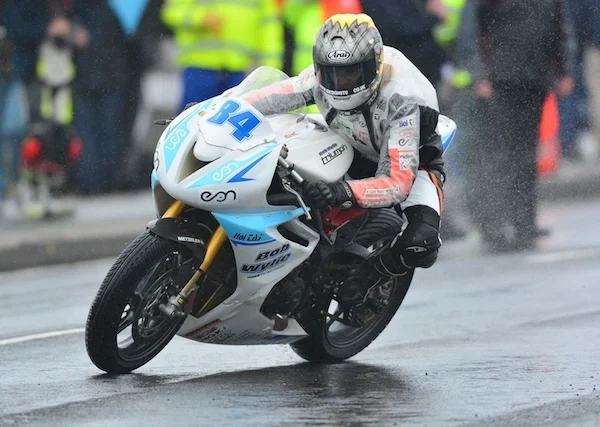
[1,198,599,426]
[0,160,599,272]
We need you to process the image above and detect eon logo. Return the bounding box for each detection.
[327,50,351,62]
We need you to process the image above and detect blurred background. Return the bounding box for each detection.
[1,4,600,423]
[0,0,599,269]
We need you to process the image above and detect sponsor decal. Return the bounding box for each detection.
[398,128,417,138]
[164,128,187,151]
[399,118,414,128]
[211,162,240,182]
[241,243,291,274]
[319,143,348,165]
[153,150,160,170]
[233,232,265,242]
[177,236,203,244]
[185,319,221,339]
[200,190,237,202]
[231,232,275,246]
[352,84,367,94]
[284,131,298,139]
[365,187,402,198]
[327,50,351,62]
[400,152,414,169]
[376,97,387,110]
[322,87,350,96]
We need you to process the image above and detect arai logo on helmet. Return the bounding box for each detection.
[327,50,351,62]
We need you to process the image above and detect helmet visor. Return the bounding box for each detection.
[317,58,378,96]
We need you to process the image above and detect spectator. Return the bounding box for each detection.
[436,0,478,241]
[559,0,590,161]
[581,0,600,162]
[467,0,573,252]
[361,0,449,86]
[161,0,284,110]
[108,0,170,191]
[0,23,27,213]
[2,1,91,121]
[73,1,139,195]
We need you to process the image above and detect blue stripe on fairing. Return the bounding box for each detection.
[151,170,159,190]
[226,151,271,183]
[230,239,276,246]
[442,128,456,153]
[213,208,306,246]
[187,145,275,188]
[163,99,213,172]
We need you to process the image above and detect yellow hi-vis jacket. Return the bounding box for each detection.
[161,0,283,72]
[284,0,320,75]
[433,0,466,48]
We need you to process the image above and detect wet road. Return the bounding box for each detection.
[1,199,600,426]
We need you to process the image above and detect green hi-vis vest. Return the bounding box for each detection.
[284,0,320,76]
[433,0,466,48]
[36,40,75,125]
[161,0,283,72]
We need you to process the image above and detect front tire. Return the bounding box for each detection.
[85,231,192,374]
[291,209,412,362]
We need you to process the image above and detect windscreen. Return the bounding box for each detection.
[230,66,307,117]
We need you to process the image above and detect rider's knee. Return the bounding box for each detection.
[387,205,441,270]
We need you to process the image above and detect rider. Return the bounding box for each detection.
[251,13,445,310]
[196,13,445,313]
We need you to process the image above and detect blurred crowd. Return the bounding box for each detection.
[0,0,598,246]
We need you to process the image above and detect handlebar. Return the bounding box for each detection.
[266,193,302,206]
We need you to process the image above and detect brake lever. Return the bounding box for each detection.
[281,179,312,221]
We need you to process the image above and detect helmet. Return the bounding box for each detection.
[313,14,384,111]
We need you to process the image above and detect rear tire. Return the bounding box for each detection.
[291,209,412,362]
[85,231,192,374]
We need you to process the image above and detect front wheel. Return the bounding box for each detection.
[85,231,194,374]
[291,208,413,362]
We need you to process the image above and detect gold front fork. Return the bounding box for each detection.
[159,201,228,316]
[176,226,227,302]
[162,200,185,219]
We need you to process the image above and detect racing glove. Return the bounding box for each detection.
[302,180,356,209]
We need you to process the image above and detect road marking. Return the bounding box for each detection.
[527,247,600,264]
[0,328,84,346]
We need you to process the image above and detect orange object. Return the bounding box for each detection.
[537,92,560,176]
[321,0,363,21]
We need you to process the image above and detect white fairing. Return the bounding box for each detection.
[280,113,354,183]
[149,66,457,346]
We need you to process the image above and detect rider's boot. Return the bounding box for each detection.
[337,247,408,306]
[337,206,441,325]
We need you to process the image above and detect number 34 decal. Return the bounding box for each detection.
[207,100,261,142]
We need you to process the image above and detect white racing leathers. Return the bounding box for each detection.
[250,46,445,213]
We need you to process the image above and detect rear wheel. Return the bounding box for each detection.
[291,209,413,362]
[85,231,195,374]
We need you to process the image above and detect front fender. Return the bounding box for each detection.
[147,217,213,259]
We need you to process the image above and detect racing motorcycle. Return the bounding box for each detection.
[85,67,456,374]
